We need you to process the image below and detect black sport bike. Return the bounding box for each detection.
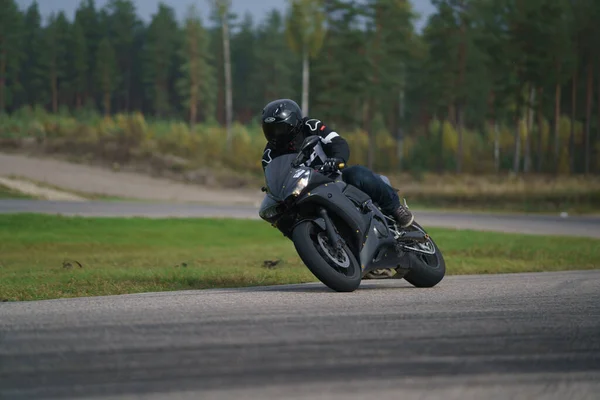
[259,136,446,292]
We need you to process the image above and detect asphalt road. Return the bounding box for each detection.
[1,270,599,400]
[1,199,600,238]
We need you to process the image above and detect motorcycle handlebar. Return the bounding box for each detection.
[316,162,346,173]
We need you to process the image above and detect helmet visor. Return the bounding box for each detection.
[263,121,295,146]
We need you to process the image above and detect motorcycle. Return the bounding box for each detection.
[258,135,446,292]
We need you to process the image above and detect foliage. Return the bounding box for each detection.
[177,5,216,126]
[0,107,594,180]
[0,0,598,174]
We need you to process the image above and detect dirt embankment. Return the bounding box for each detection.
[0,152,264,206]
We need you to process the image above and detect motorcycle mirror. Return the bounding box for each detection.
[291,152,305,168]
[300,136,320,153]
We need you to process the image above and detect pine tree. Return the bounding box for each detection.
[364,0,417,169]
[209,0,235,147]
[20,1,45,108]
[177,4,216,128]
[250,10,296,114]
[95,36,117,115]
[231,12,257,122]
[104,0,139,112]
[71,21,89,109]
[285,0,326,116]
[143,3,179,117]
[75,0,101,107]
[43,12,70,113]
[0,0,24,113]
[418,1,460,171]
[573,0,600,174]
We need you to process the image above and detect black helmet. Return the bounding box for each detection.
[261,99,303,147]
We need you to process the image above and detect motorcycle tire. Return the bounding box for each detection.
[402,222,446,288]
[292,220,362,292]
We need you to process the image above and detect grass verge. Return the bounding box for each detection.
[1,214,599,301]
[390,173,600,215]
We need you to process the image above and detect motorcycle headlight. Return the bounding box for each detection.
[260,203,281,221]
[292,176,309,197]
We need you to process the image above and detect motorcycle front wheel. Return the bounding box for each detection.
[292,221,362,292]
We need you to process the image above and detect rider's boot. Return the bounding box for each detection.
[391,201,414,228]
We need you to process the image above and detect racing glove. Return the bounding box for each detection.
[321,157,345,174]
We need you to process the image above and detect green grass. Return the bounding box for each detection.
[1,214,599,302]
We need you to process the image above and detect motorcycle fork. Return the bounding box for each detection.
[318,208,342,248]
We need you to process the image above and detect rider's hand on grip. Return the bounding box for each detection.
[322,158,345,174]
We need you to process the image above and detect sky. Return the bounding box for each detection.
[15,0,435,31]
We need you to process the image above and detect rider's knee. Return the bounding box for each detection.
[342,165,372,186]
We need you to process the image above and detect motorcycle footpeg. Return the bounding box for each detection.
[395,231,429,243]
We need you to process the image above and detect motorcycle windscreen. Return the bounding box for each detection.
[264,153,303,201]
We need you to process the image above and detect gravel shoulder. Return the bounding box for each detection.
[0,152,264,206]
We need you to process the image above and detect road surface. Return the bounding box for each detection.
[1,270,599,399]
[1,199,599,238]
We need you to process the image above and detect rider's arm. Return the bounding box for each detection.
[318,122,350,163]
[303,118,350,163]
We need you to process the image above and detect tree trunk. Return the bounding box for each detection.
[455,16,467,173]
[569,71,577,174]
[438,115,445,174]
[456,104,464,173]
[103,89,110,116]
[513,108,521,174]
[217,60,224,124]
[536,87,544,172]
[0,48,5,113]
[584,60,593,175]
[494,122,500,173]
[190,82,198,131]
[189,60,198,129]
[301,47,310,116]
[189,27,198,130]
[447,103,456,127]
[396,80,405,170]
[51,71,58,113]
[366,97,376,170]
[524,85,535,173]
[154,81,161,118]
[222,14,233,148]
[487,90,499,173]
[124,67,131,112]
[553,81,561,173]
[597,62,600,174]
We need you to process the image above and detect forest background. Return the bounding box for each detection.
[1,0,600,212]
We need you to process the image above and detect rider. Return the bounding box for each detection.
[260,98,414,228]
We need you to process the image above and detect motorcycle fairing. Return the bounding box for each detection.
[259,153,409,275]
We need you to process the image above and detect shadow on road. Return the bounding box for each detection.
[251,280,416,293]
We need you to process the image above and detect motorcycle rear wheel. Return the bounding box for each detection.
[292,221,362,292]
[401,222,446,288]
